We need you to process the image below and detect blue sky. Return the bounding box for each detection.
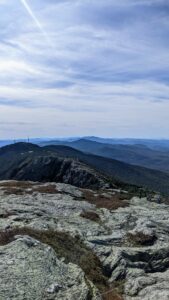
[0,0,169,139]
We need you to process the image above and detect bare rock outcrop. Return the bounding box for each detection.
[0,235,99,300]
[0,181,169,299]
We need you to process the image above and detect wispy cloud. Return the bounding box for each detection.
[0,0,169,138]
[20,0,44,33]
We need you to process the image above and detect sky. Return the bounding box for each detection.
[0,0,169,139]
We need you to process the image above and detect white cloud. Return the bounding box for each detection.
[0,0,169,138]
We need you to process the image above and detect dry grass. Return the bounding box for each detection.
[159,196,169,205]
[0,181,36,188]
[32,185,58,194]
[80,210,101,223]
[82,190,129,211]
[127,232,157,246]
[0,181,58,195]
[102,290,123,300]
[102,279,125,299]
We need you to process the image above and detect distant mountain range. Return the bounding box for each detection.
[1,142,169,194]
[2,136,169,150]
[83,137,169,151]
[39,138,169,174]
[39,136,169,151]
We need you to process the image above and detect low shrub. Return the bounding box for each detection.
[80,210,101,222]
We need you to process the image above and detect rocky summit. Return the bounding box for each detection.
[0,180,169,299]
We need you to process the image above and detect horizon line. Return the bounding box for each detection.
[1,136,169,142]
